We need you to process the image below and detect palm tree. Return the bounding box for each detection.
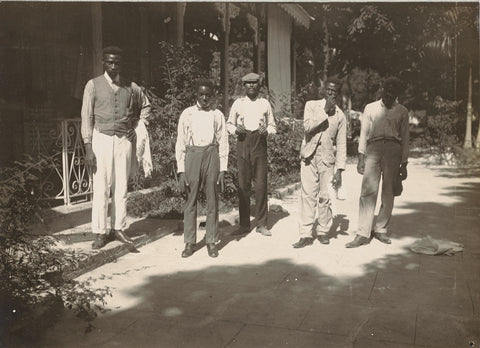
[425,4,478,149]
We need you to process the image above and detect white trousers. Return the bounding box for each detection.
[91,129,132,234]
[299,154,334,238]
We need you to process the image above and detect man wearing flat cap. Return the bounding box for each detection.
[227,72,276,236]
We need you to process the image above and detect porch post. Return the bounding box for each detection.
[253,10,261,73]
[139,6,150,86]
[176,3,185,47]
[91,3,103,76]
[222,3,230,113]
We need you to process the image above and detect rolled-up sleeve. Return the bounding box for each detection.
[265,100,276,134]
[133,83,151,125]
[215,111,229,171]
[400,109,410,163]
[226,100,239,135]
[358,105,372,155]
[175,111,187,173]
[335,111,347,170]
[81,80,95,144]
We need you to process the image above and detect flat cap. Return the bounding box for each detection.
[242,72,260,82]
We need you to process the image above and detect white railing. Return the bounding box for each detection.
[31,119,92,205]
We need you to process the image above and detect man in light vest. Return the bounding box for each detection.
[81,46,151,249]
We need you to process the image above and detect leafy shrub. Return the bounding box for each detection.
[267,119,303,190]
[0,156,110,341]
[129,42,305,216]
[127,179,185,219]
[421,97,461,156]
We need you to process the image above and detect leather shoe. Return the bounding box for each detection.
[345,235,370,248]
[231,226,250,235]
[113,230,133,244]
[318,234,330,245]
[92,234,107,249]
[373,232,391,244]
[207,243,218,258]
[182,243,195,258]
[256,226,272,236]
[292,237,314,248]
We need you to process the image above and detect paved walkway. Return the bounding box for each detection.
[41,163,480,348]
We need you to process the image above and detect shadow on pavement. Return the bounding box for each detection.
[16,168,480,347]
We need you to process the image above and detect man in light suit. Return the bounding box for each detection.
[293,78,347,248]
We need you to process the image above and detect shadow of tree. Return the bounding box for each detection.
[15,167,480,347]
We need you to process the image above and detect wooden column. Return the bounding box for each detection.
[139,6,150,86]
[176,3,185,47]
[91,3,103,76]
[253,13,261,73]
[222,3,230,113]
[291,21,297,117]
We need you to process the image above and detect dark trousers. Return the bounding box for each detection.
[237,130,268,228]
[184,144,219,244]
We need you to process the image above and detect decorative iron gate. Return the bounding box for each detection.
[30,119,92,205]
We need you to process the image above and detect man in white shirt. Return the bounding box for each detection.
[81,46,151,249]
[176,79,229,258]
[346,77,409,248]
[227,73,276,236]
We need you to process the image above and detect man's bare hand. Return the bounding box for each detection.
[357,154,365,175]
[85,144,96,174]
[178,173,189,193]
[258,125,267,135]
[399,163,408,180]
[217,171,225,192]
[235,124,246,135]
[127,128,136,142]
[324,95,336,116]
[332,170,343,189]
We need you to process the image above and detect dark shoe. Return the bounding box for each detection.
[113,230,133,244]
[106,231,115,243]
[231,226,250,235]
[373,232,391,244]
[345,235,370,248]
[182,243,195,258]
[256,226,272,236]
[292,237,314,248]
[92,234,107,249]
[207,243,218,258]
[318,234,330,245]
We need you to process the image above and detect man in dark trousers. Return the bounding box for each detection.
[81,46,151,249]
[346,77,409,248]
[227,73,276,236]
[176,79,229,258]
[293,78,347,248]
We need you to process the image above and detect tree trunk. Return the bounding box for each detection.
[322,14,329,84]
[476,116,480,151]
[463,66,473,149]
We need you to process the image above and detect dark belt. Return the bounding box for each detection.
[367,137,400,144]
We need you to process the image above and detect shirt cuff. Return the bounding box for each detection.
[220,161,227,172]
[177,162,185,173]
[83,137,92,144]
[267,126,276,134]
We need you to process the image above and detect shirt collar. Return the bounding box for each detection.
[196,102,212,111]
[380,99,397,109]
[104,71,120,85]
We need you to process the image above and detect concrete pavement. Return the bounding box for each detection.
[41,163,480,348]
